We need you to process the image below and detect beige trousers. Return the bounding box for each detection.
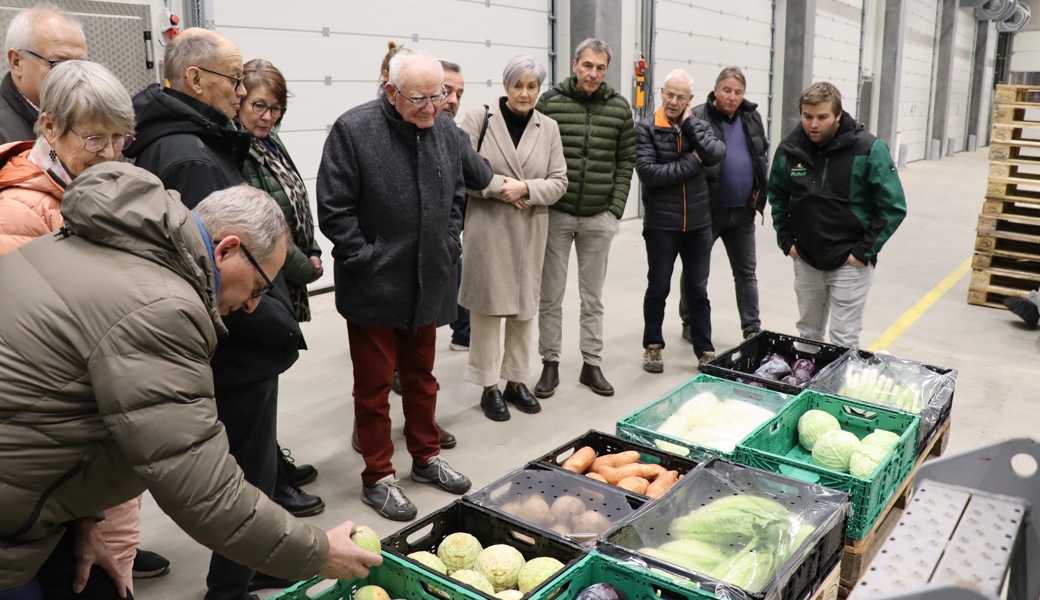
[97,495,142,593]
[466,313,534,387]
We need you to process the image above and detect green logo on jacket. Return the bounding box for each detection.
[790,162,808,177]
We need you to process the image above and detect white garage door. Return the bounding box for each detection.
[899,0,939,163]
[651,0,773,119]
[977,20,998,147]
[813,0,863,118]
[948,7,976,153]
[208,0,554,289]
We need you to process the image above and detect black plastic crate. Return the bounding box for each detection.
[535,429,701,500]
[381,500,588,599]
[700,331,849,395]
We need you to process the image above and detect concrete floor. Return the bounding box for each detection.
[136,147,1040,599]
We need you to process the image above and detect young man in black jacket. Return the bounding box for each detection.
[635,69,725,372]
[768,82,907,347]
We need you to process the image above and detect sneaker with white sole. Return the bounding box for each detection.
[449,340,470,351]
[643,344,663,373]
[362,475,417,521]
[411,455,471,495]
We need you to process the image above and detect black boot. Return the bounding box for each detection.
[534,361,560,398]
[278,445,317,487]
[1005,296,1040,328]
[274,473,325,517]
[579,363,614,396]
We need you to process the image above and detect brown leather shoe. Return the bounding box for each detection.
[351,423,360,454]
[534,361,560,398]
[438,425,457,449]
[579,363,614,396]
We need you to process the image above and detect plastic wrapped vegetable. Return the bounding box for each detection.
[791,358,816,384]
[753,353,791,381]
[576,584,628,600]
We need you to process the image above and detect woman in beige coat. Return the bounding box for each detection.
[459,55,567,422]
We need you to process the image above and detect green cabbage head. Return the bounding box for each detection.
[797,410,841,451]
[811,430,861,473]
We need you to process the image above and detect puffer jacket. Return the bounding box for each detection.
[535,76,635,218]
[635,107,726,232]
[0,73,36,145]
[691,93,770,212]
[0,141,65,258]
[0,163,327,589]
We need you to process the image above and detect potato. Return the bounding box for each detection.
[549,521,572,537]
[571,510,611,535]
[550,496,587,523]
[516,496,552,526]
[499,501,521,517]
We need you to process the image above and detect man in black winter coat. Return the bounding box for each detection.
[317,49,471,522]
[635,69,725,373]
[124,28,317,600]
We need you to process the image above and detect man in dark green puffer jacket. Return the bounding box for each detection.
[533,38,636,399]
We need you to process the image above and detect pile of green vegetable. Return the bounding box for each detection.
[637,496,816,592]
[654,391,778,455]
[834,363,923,413]
[797,410,900,478]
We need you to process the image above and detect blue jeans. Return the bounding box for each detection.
[680,206,760,335]
[449,258,469,344]
[644,226,714,355]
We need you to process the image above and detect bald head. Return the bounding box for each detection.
[6,5,87,105]
[661,69,694,122]
[164,28,245,119]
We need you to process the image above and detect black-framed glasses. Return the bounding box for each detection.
[250,100,286,118]
[19,48,72,69]
[238,243,274,298]
[195,65,244,91]
[392,85,447,108]
[68,129,135,153]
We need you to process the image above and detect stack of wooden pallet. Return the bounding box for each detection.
[969,84,1040,309]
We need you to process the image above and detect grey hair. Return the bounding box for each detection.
[503,55,547,89]
[6,4,83,52]
[574,38,611,64]
[715,66,747,89]
[388,49,443,89]
[33,61,133,137]
[439,60,460,74]
[193,185,290,264]
[663,69,694,94]
[163,31,221,92]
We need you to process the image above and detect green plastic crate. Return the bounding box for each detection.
[735,391,920,539]
[268,551,482,600]
[529,552,714,600]
[616,374,791,462]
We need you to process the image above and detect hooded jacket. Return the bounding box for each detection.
[0,73,36,145]
[767,112,907,271]
[635,107,726,232]
[535,76,635,219]
[317,96,465,330]
[0,141,65,257]
[124,84,251,209]
[690,92,770,212]
[0,163,327,589]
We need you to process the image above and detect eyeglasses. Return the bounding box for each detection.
[392,85,447,108]
[68,129,135,153]
[250,100,286,118]
[19,49,72,69]
[195,65,244,91]
[239,244,274,298]
[662,92,690,103]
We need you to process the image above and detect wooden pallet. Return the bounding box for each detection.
[972,251,1040,272]
[974,230,1040,259]
[995,84,1040,105]
[982,198,1040,220]
[966,263,1038,308]
[992,122,1040,144]
[811,562,840,600]
[838,419,952,596]
[992,103,1040,128]
[988,141,1040,163]
[987,160,1040,201]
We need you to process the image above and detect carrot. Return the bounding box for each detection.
[590,451,641,472]
[616,476,650,494]
[645,471,680,499]
[585,472,608,483]
[561,446,596,473]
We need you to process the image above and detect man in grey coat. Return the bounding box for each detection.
[0,6,87,144]
[317,49,471,522]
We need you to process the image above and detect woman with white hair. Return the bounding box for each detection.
[0,60,140,597]
[459,55,567,422]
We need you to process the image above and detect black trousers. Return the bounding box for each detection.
[0,527,134,600]
[204,376,280,600]
[643,226,714,355]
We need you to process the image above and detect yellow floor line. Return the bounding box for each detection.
[866,257,973,352]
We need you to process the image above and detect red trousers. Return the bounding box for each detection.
[347,321,440,485]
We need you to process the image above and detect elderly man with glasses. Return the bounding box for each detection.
[318,48,471,521]
[0,5,87,144]
[126,28,309,600]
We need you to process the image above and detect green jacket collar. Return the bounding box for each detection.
[557,75,617,103]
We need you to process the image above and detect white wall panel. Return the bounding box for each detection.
[899,0,939,163]
[652,0,773,122]
[948,7,975,153]
[210,0,553,288]
[813,0,863,118]
[978,20,998,146]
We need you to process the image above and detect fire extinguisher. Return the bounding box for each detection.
[634,53,647,109]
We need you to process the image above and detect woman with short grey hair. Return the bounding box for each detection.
[459,55,567,422]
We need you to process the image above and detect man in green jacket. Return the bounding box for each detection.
[768,82,907,347]
[0,164,379,596]
[534,38,636,398]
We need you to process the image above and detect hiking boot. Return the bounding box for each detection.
[274,480,325,517]
[411,456,471,495]
[278,445,317,487]
[362,475,417,521]
[1005,296,1040,328]
[579,363,614,396]
[643,344,664,373]
[698,351,716,369]
[132,550,169,579]
[743,328,761,340]
[534,361,560,398]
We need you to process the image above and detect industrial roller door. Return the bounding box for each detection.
[947,7,976,153]
[899,0,939,163]
[813,0,864,118]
